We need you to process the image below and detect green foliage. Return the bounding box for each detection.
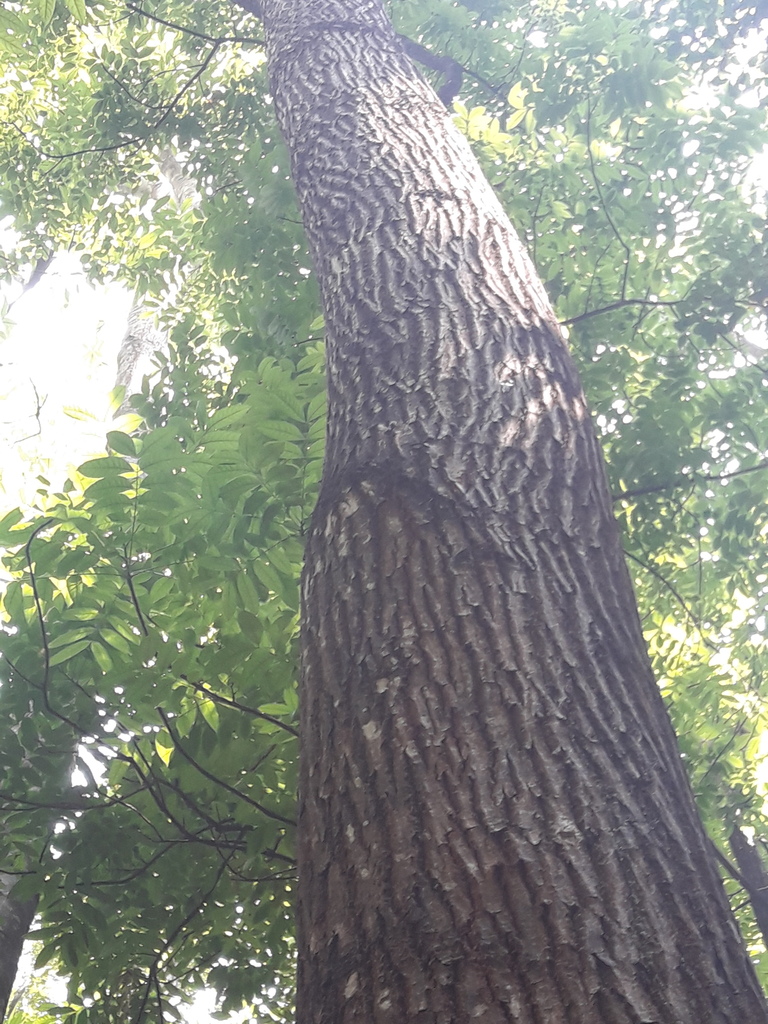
[0,0,767,1016]
[0,344,325,1017]
[4,946,63,1024]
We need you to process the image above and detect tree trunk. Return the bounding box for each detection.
[0,874,36,1021]
[260,1,768,1020]
[730,826,768,948]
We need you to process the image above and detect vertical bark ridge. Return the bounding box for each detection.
[258,0,768,1020]
[300,483,757,1022]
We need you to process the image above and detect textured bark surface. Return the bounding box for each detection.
[259,1,768,1020]
[0,873,36,1020]
[730,827,768,948]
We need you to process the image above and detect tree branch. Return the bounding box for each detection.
[157,707,295,827]
[5,43,221,161]
[614,457,768,502]
[623,548,717,651]
[561,296,680,327]
[127,2,263,45]
[397,35,463,107]
[183,678,298,736]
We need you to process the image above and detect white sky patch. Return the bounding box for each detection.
[0,251,133,505]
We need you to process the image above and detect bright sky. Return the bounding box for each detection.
[0,248,134,507]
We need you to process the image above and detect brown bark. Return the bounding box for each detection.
[0,874,36,1021]
[730,827,768,948]
[258,1,768,1020]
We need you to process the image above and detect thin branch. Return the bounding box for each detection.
[25,519,53,679]
[122,552,150,636]
[153,972,166,1024]
[11,380,46,445]
[127,1,263,45]
[712,839,751,892]
[97,60,168,112]
[0,790,105,813]
[133,842,239,1024]
[157,708,295,826]
[614,457,768,502]
[25,522,86,733]
[697,713,753,787]
[184,678,298,736]
[398,35,463,107]
[624,549,717,651]
[5,43,220,162]
[585,97,631,300]
[7,253,53,311]
[89,844,175,887]
[561,296,680,327]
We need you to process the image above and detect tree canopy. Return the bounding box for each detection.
[0,0,767,1020]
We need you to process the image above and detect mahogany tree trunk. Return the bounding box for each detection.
[258,1,768,1020]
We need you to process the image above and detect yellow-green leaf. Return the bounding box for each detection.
[199,698,220,733]
[155,733,174,766]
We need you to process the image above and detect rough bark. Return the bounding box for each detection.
[0,873,37,1021]
[259,1,768,1020]
[730,827,768,948]
[115,299,166,407]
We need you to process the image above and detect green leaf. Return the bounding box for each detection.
[79,456,132,479]
[63,406,98,422]
[34,942,59,970]
[0,6,25,35]
[256,420,305,442]
[48,627,92,648]
[506,107,526,130]
[35,0,57,25]
[199,698,220,733]
[90,641,113,672]
[107,430,137,457]
[100,628,134,655]
[0,507,24,547]
[48,639,91,665]
[62,0,87,21]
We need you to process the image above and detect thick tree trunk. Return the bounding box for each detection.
[0,874,36,1021]
[260,1,768,1020]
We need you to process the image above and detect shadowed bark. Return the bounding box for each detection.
[257,0,768,1020]
[0,873,37,1021]
[730,826,768,948]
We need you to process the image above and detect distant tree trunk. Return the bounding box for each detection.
[0,874,36,1020]
[260,1,768,1020]
[730,826,768,947]
[114,147,197,412]
[114,299,166,409]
